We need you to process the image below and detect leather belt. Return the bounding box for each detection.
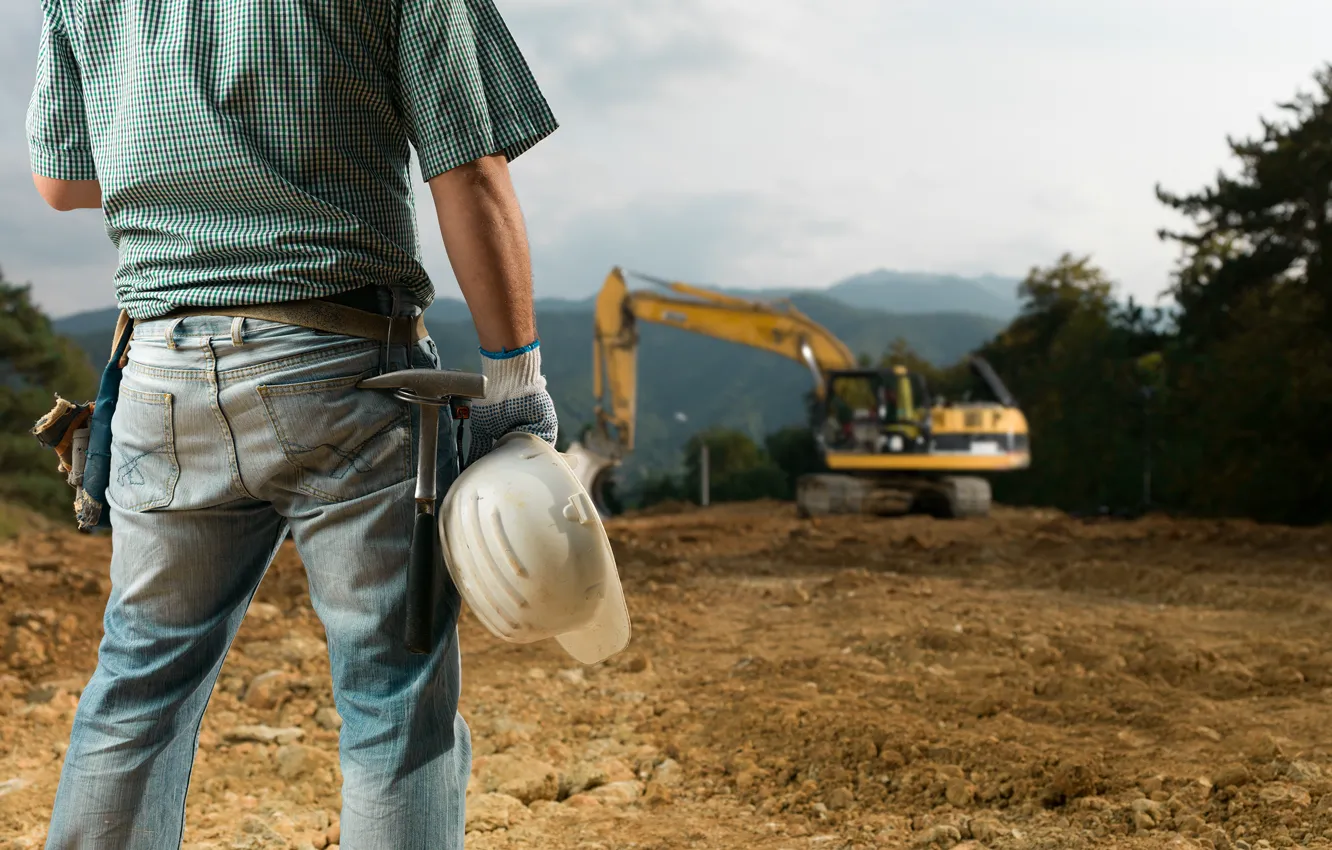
[162,298,428,346]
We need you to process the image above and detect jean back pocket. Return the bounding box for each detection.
[108,386,180,511]
[259,369,413,503]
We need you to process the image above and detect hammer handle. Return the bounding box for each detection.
[404,509,436,654]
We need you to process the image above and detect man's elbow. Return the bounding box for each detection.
[33,175,102,211]
[42,192,79,212]
[429,154,513,197]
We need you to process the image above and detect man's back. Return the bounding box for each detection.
[29,2,563,847]
[29,0,556,320]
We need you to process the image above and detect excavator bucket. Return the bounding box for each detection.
[561,437,619,519]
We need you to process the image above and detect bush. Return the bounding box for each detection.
[629,426,818,510]
[0,273,97,517]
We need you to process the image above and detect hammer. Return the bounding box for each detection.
[359,368,488,654]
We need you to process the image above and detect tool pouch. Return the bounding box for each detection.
[31,310,134,532]
[32,396,94,481]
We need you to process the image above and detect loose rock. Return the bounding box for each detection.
[465,792,531,832]
[0,778,32,796]
[276,743,308,779]
[314,706,342,731]
[242,671,291,709]
[224,725,304,745]
[472,754,559,804]
[587,780,644,804]
[1212,763,1252,791]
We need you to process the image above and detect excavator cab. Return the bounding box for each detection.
[818,366,931,455]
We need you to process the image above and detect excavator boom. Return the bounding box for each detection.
[592,266,855,453]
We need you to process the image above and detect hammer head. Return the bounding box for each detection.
[358,368,487,401]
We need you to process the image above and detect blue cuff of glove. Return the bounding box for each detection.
[478,342,544,404]
[479,340,539,360]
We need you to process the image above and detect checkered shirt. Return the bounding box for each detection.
[26,0,558,320]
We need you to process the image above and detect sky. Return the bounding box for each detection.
[3,0,1332,318]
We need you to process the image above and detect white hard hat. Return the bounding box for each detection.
[439,431,631,665]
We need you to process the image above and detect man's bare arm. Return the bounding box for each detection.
[428,154,537,353]
[32,175,101,211]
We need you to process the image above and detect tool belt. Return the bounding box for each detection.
[33,288,430,532]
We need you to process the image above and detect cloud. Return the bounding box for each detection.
[7,0,1332,317]
[525,193,850,295]
[500,0,745,114]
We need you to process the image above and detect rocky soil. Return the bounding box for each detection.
[3,502,1332,849]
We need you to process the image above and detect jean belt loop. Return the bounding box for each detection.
[231,316,245,346]
[164,317,184,349]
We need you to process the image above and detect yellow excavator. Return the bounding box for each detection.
[562,267,1031,519]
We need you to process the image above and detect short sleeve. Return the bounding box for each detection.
[26,2,96,181]
[395,0,558,182]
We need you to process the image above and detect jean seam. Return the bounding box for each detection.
[204,338,254,499]
[258,369,380,397]
[126,339,378,382]
[125,361,210,382]
[218,340,380,381]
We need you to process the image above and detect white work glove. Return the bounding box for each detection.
[466,342,558,466]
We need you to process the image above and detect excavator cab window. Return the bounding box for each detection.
[820,371,929,454]
[908,372,931,411]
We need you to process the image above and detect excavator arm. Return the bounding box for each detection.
[592,266,856,453]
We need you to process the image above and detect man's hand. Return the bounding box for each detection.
[428,153,556,461]
[33,175,101,211]
[465,343,558,466]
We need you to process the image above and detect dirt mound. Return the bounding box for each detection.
[3,504,1332,848]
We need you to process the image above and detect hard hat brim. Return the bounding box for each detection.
[553,563,632,665]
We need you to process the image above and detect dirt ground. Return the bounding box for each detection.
[3,502,1332,849]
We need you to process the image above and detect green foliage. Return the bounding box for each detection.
[1156,65,1332,342]
[626,427,818,509]
[681,428,775,501]
[711,464,790,503]
[1149,65,1332,523]
[972,66,1332,522]
[880,337,941,382]
[634,470,688,507]
[764,426,826,496]
[0,272,97,517]
[0,506,22,541]
[966,254,1167,513]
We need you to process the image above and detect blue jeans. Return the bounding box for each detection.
[45,315,470,849]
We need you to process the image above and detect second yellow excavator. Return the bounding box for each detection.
[562,267,1031,519]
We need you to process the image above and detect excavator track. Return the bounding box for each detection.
[795,473,992,519]
[936,475,992,519]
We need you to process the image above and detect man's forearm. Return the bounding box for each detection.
[428,155,537,353]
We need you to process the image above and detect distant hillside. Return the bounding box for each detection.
[824,270,1021,319]
[670,269,1022,321]
[162,268,1019,324]
[53,295,1004,487]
